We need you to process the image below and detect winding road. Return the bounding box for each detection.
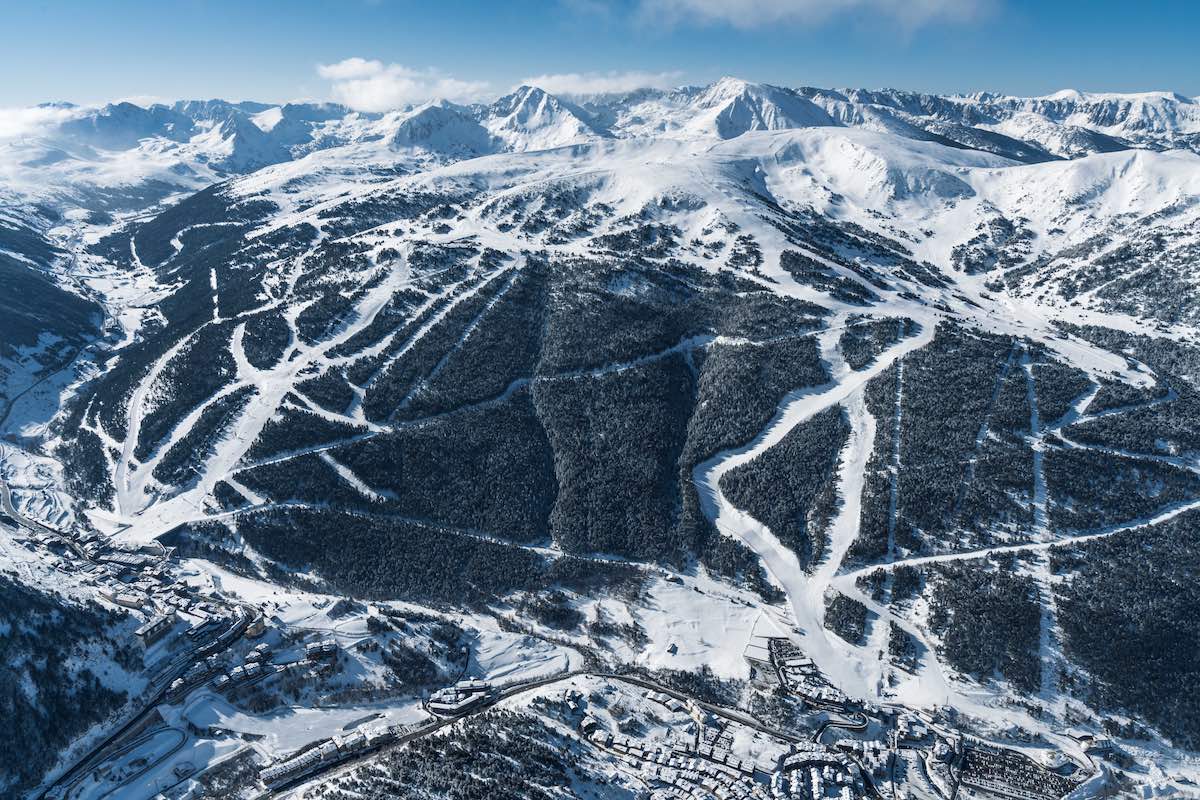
[263,669,875,799]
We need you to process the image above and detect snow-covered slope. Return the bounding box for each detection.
[5,79,1200,793]
[681,77,838,139]
[6,78,1198,218]
[0,202,102,436]
[800,85,1200,157]
[484,85,607,150]
[389,101,498,156]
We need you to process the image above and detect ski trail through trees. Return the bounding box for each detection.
[952,341,1020,524]
[1025,350,1062,704]
[694,309,935,699]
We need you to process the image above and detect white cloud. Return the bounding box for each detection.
[316,58,491,112]
[0,105,86,140]
[316,57,385,82]
[519,70,684,96]
[637,0,988,30]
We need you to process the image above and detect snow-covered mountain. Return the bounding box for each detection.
[484,85,607,150]
[678,76,838,138]
[6,78,1198,212]
[5,77,1200,797]
[388,101,497,156]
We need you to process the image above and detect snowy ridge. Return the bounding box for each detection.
[5,77,1199,212]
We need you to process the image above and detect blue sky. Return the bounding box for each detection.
[5,0,1199,107]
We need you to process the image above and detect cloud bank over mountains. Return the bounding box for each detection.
[316,58,687,111]
[517,70,684,96]
[307,0,991,112]
[317,59,491,111]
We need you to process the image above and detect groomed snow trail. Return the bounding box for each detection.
[834,496,1200,583]
[111,262,416,540]
[114,330,199,515]
[1025,351,1063,704]
[691,300,1194,734]
[694,308,936,700]
[885,339,905,565]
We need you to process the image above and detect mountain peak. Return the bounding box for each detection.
[699,76,778,104]
[689,76,837,139]
[486,85,605,151]
[710,75,754,90]
[1044,88,1086,102]
[492,85,563,118]
[390,102,496,155]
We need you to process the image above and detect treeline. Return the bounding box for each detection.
[720,406,849,570]
[538,257,712,373]
[950,214,1034,275]
[0,576,136,796]
[893,324,1015,553]
[128,183,272,268]
[327,287,427,360]
[1069,384,1200,459]
[0,217,98,364]
[296,368,356,415]
[339,388,556,542]
[241,310,292,370]
[520,591,584,631]
[1085,378,1168,415]
[838,316,914,370]
[57,425,114,506]
[1052,510,1200,747]
[847,365,899,565]
[538,255,825,375]
[339,276,469,379]
[772,211,897,292]
[1044,446,1200,531]
[679,335,829,598]
[294,276,375,347]
[825,592,869,645]
[153,386,258,487]
[1030,359,1094,425]
[957,366,1034,539]
[681,337,829,475]
[594,222,683,260]
[236,453,377,510]
[380,641,440,688]
[215,505,640,606]
[1054,321,1200,389]
[400,260,548,418]
[242,405,366,464]
[133,319,239,462]
[887,622,920,672]
[360,268,513,423]
[535,355,693,559]
[315,188,471,240]
[714,290,825,341]
[927,560,1041,693]
[779,249,878,306]
[233,508,547,603]
[315,711,580,800]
